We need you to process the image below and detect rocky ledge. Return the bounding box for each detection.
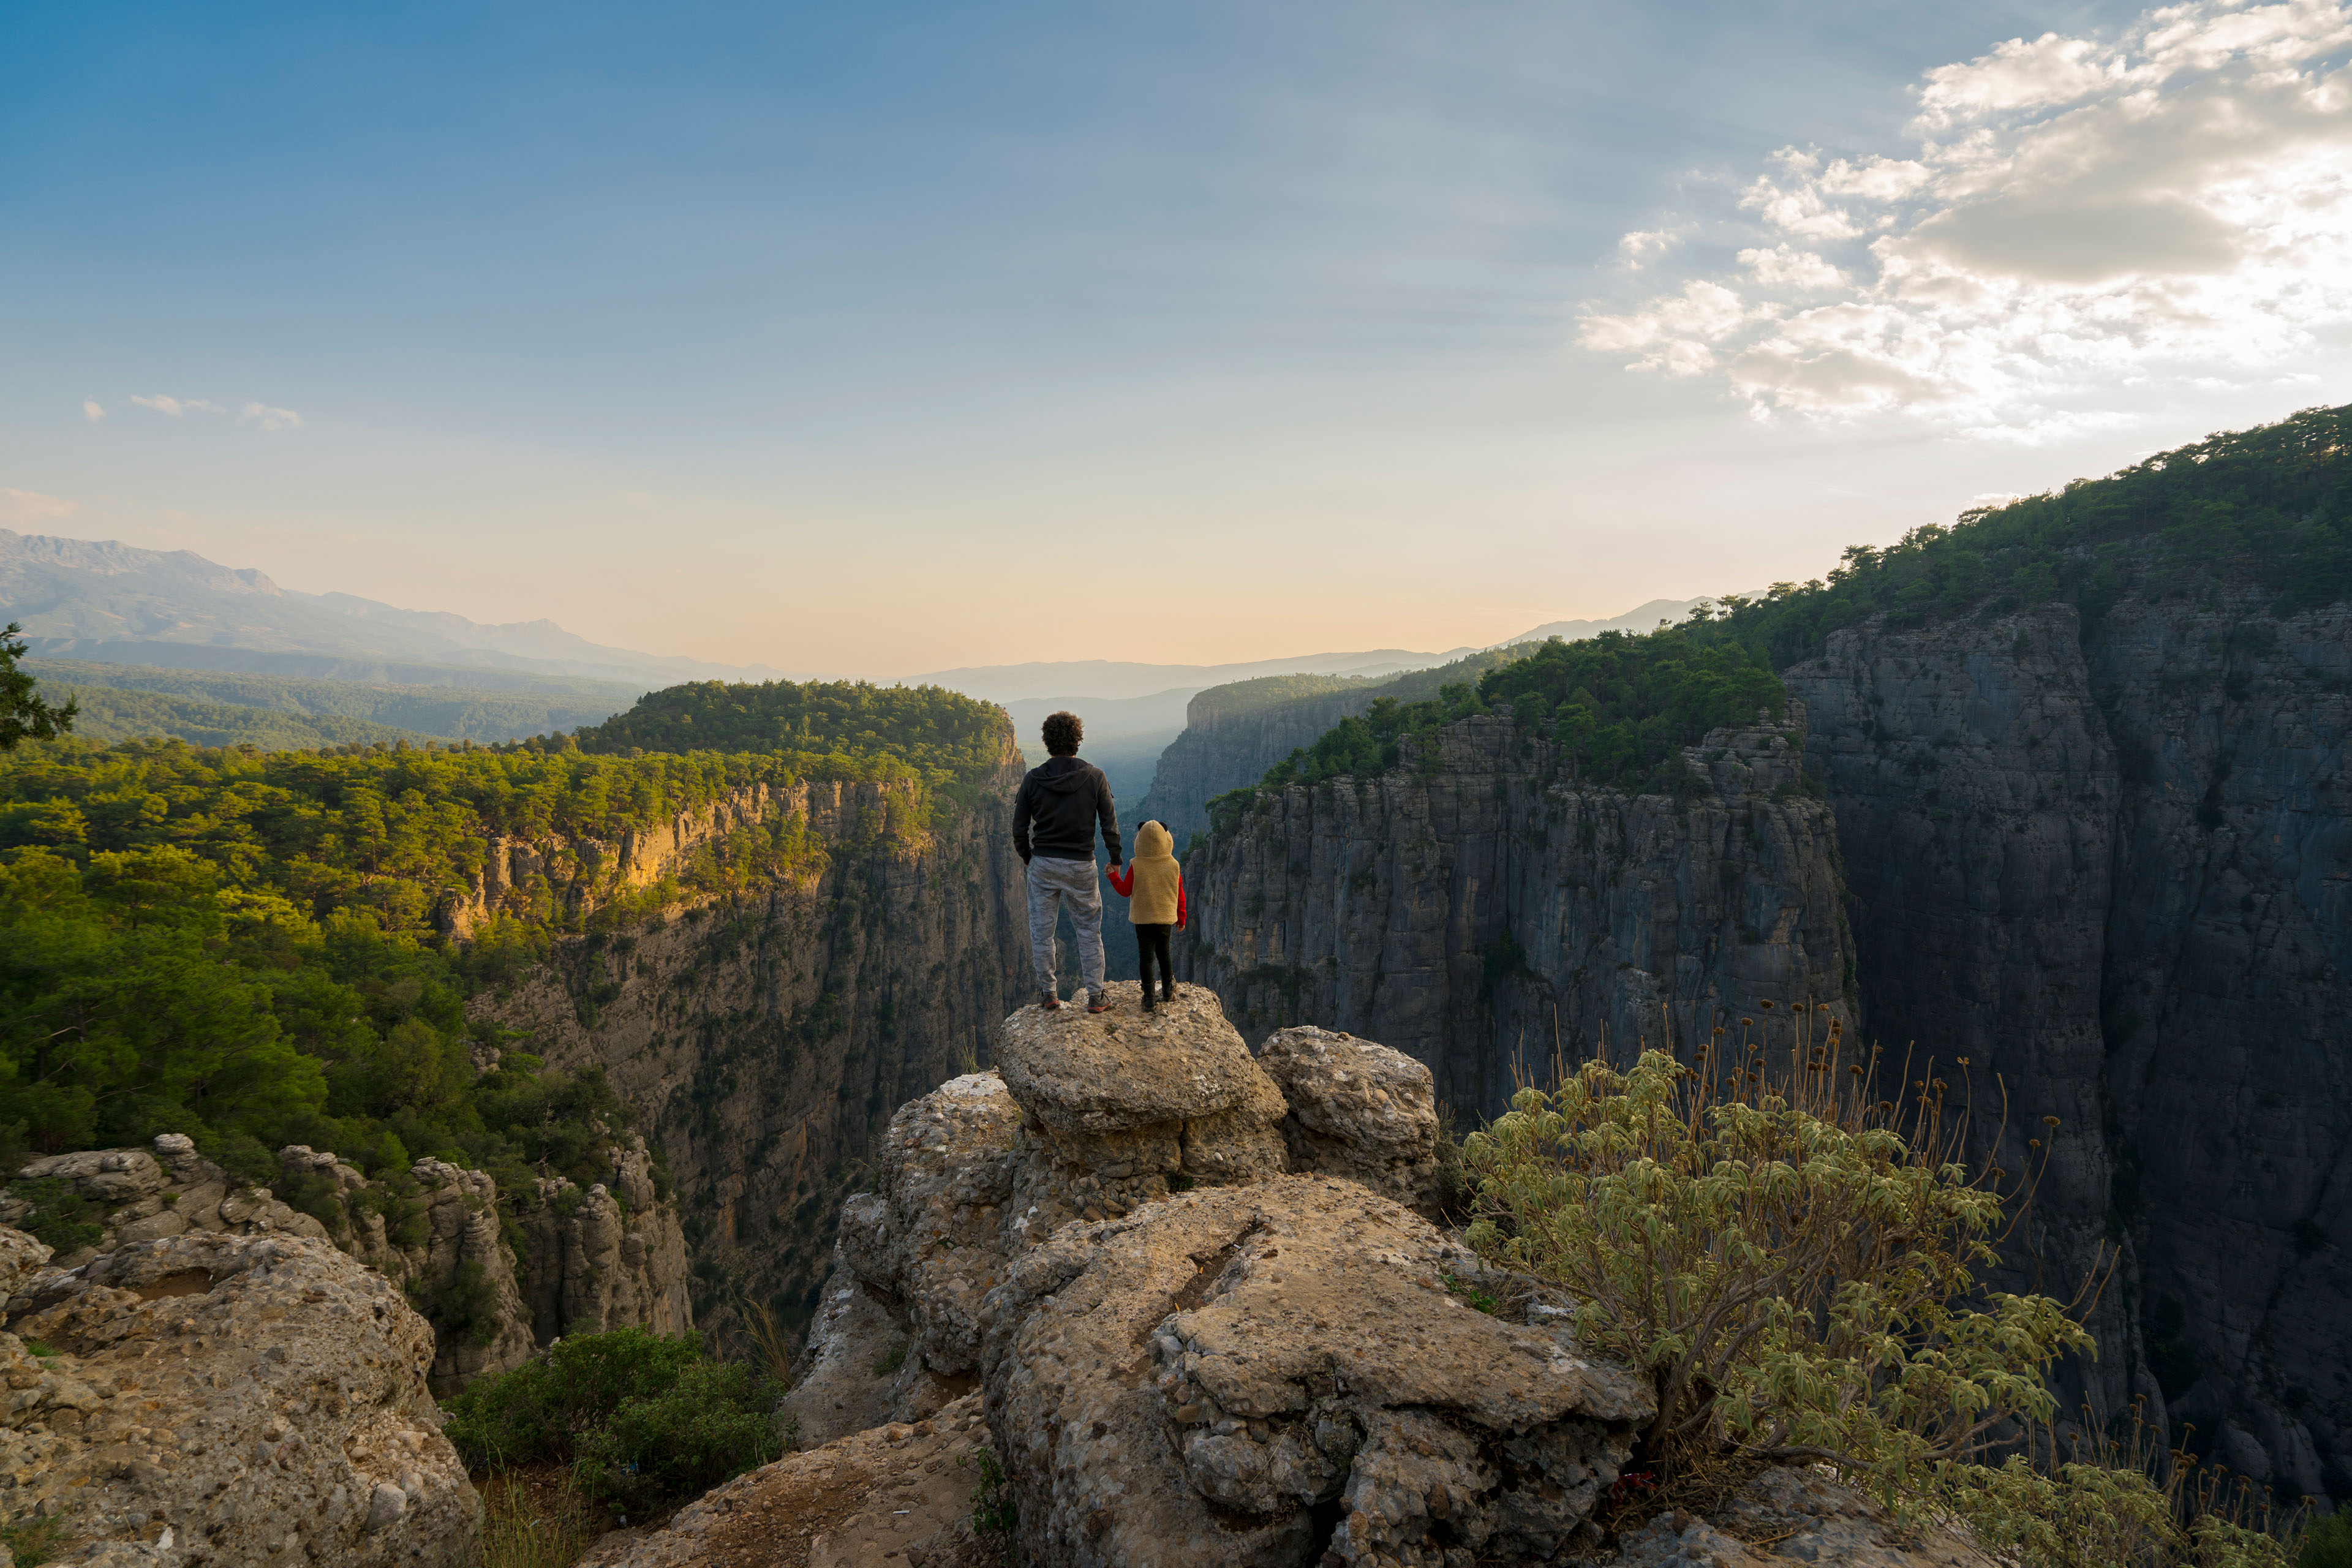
[770,985,1643,1567]
[0,1224,477,1566]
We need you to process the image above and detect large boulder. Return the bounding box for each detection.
[979,1175,1651,1568]
[579,1393,998,1568]
[0,1228,479,1566]
[1254,1026,1440,1210]
[998,981,1289,1234]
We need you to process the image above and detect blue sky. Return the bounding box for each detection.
[6,1,2346,673]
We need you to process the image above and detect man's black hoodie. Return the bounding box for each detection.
[1012,756,1121,865]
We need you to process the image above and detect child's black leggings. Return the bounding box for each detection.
[1136,923,1174,995]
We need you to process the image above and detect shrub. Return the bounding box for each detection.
[575,1358,782,1514]
[1462,1020,2089,1491]
[442,1328,779,1513]
[1460,1019,2304,1566]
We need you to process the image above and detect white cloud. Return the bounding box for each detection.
[130,394,220,417]
[239,402,303,432]
[1578,280,1762,373]
[81,400,104,422]
[1577,0,2352,440]
[1618,228,1681,268]
[1740,244,1848,290]
[2,489,79,524]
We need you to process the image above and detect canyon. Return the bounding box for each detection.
[1170,582,2352,1506]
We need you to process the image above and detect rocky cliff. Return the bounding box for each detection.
[1135,655,1518,846]
[1784,590,2352,1502]
[1177,708,1858,1119]
[473,760,1031,1356]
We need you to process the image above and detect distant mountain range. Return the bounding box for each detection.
[1,527,1736,771]
[0,528,789,693]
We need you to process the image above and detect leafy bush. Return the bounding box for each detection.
[1460,1020,2304,1566]
[1462,1023,2089,1485]
[442,1329,780,1512]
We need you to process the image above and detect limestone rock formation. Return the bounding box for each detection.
[1254,1025,1439,1210]
[998,981,1290,1226]
[0,1227,478,1566]
[786,991,1649,1567]
[514,1135,693,1344]
[1180,709,1858,1117]
[578,1393,997,1568]
[1,1137,331,1275]
[982,1175,1649,1568]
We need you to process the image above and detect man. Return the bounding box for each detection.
[1012,710,1121,1013]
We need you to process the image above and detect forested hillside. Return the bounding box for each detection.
[0,677,1011,1219]
[32,657,640,744]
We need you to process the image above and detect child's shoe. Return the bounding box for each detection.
[1142,990,1156,1014]
[1161,982,1176,1005]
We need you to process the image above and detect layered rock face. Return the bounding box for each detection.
[1179,709,1858,1118]
[1137,684,1382,846]
[1786,593,2352,1497]
[778,990,1646,1567]
[475,762,1031,1355]
[0,1226,478,1566]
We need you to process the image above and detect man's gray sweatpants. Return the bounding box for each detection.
[1026,854,1104,997]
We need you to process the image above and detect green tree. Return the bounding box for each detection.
[0,624,75,752]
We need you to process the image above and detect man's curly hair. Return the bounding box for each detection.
[1042,710,1082,756]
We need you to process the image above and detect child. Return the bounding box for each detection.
[1106,819,1186,1012]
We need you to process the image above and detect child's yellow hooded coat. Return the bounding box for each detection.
[1120,821,1183,925]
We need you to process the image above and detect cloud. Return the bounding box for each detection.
[81,401,104,422]
[239,402,303,432]
[2,489,79,524]
[130,394,221,417]
[1618,228,1681,268]
[1576,0,2352,440]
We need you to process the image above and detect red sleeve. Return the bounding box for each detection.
[1177,873,1187,927]
[1106,863,1134,897]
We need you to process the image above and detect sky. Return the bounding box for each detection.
[4,0,2348,675]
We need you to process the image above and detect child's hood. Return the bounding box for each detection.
[1134,821,1176,860]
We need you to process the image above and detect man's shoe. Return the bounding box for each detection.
[1085,990,1112,1014]
[1038,990,1061,1011]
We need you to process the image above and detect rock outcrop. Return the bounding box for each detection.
[1615,1466,1992,1568]
[779,991,1648,1567]
[1254,1025,1440,1210]
[8,1132,690,1396]
[0,1226,478,1566]
[579,1394,998,1568]
[2,1137,333,1274]
[1181,707,1858,1117]
[984,1176,1649,1567]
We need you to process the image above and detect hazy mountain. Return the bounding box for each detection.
[0,528,788,693]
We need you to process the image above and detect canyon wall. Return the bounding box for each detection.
[1135,684,1378,846]
[1177,708,1858,1121]
[1786,592,2352,1501]
[475,760,1031,1354]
